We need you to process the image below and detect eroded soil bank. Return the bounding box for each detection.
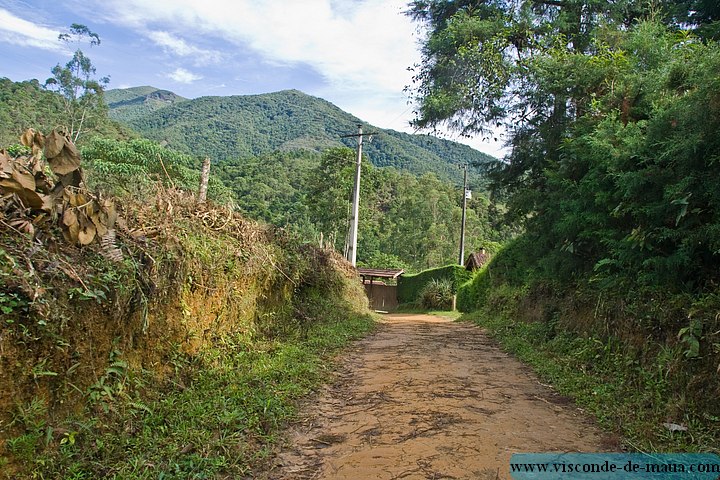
[260,313,617,479]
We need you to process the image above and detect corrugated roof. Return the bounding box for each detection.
[357,268,404,279]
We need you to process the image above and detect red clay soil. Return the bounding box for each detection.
[260,313,617,480]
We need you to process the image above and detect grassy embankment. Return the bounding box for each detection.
[456,242,719,453]
[1,182,374,478]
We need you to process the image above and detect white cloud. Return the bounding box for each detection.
[147,31,222,64]
[84,0,507,157]
[98,0,420,93]
[0,8,66,52]
[167,67,202,83]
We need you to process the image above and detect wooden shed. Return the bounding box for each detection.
[357,268,404,312]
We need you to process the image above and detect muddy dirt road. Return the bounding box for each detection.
[262,313,615,479]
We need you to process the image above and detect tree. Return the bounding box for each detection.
[412,0,720,289]
[303,148,510,270]
[0,78,65,146]
[45,23,109,142]
[406,1,718,222]
[305,147,360,254]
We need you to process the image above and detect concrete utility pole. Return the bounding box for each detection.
[459,163,468,266]
[341,125,377,267]
[197,157,211,204]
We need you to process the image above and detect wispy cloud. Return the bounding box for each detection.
[167,67,202,83]
[147,31,222,65]
[0,1,503,157]
[0,8,66,52]
[97,0,420,93]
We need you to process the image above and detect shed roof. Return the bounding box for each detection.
[465,251,489,270]
[357,268,404,279]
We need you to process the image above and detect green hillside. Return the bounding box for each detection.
[0,77,131,146]
[0,78,505,271]
[105,87,495,182]
[105,86,187,124]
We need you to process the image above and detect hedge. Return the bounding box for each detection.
[397,264,472,305]
[456,266,491,312]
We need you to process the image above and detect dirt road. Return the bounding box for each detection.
[263,313,615,479]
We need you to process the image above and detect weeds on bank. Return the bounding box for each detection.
[462,309,719,454]
[8,312,375,479]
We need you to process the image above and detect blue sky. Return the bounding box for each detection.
[0,0,506,158]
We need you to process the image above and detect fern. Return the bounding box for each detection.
[127,401,153,415]
[100,229,123,262]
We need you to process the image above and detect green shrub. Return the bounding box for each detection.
[456,268,490,312]
[457,237,545,312]
[419,278,454,310]
[397,264,471,304]
[81,138,234,203]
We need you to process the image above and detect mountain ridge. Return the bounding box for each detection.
[105,86,495,183]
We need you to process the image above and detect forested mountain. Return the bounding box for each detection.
[105,86,187,124]
[100,86,508,269]
[0,76,505,271]
[104,86,495,183]
[80,138,512,272]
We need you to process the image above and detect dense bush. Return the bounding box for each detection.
[397,264,471,305]
[0,184,372,478]
[419,278,454,310]
[82,137,234,203]
[456,270,484,313]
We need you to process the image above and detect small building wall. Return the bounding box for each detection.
[364,283,398,311]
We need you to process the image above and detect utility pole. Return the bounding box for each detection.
[341,125,377,267]
[197,157,211,204]
[459,163,468,266]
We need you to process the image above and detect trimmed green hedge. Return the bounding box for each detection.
[457,238,537,312]
[457,267,490,312]
[397,265,472,305]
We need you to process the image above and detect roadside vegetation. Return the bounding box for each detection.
[408,1,720,452]
[0,33,375,475]
[3,285,373,478]
[0,133,375,477]
[460,293,719,453]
